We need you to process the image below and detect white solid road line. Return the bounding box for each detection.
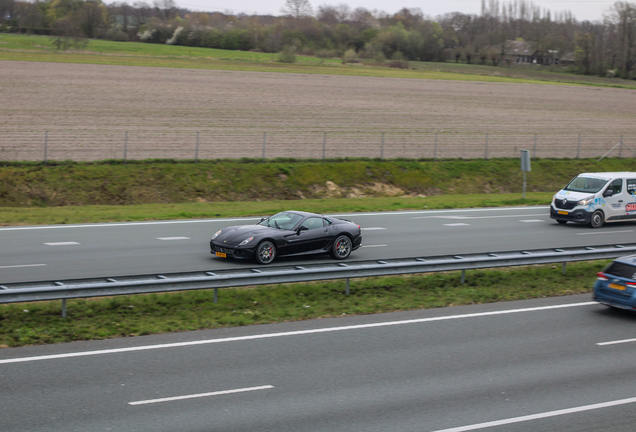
[0,264,46,269]
[0,302,595,365]
[157,237,191,240]
[412,213,546,220]
[577,230,634,236]
[0,208,549,231]
[430,396,636,432]
[44,242,79,246]
[597,338,636,346]
[128,385,274,406]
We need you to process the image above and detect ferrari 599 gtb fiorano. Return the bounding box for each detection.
[210,211,362,264]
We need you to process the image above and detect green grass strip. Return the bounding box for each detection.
[0,261,600,348]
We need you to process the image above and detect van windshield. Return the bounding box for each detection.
[564,176,609,193]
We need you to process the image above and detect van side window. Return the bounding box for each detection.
[628,179,636,196]
[609,179,623,195]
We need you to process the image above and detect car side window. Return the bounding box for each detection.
[627,179,636,196]
[303,217,324,230]
[609,179,623,195]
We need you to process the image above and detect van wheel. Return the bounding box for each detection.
[590,210,604,228]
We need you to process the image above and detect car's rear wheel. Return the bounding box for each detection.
[331,235,352,260]
[590,210,604,228]
[255,241,276,264]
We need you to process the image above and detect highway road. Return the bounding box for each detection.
[2,206,636,284]
[3,295,636,432]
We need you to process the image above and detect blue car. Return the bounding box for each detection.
[593,255,636,310]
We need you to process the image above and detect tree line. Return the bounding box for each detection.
[1,0,635,78]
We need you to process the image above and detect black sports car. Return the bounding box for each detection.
[210,211,362,264]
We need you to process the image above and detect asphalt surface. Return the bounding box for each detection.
[3,295,636,432]
[2,205,636,284]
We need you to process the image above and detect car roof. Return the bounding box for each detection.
[577,172,636,180]
[282,210,325,218]
[613,255,636,266]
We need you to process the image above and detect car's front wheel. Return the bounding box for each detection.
[255,241,276,264]
[331,235,352,260]
[590,210,604,228]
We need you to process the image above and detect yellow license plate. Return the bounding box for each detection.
[558,210,568,215]
[609,283,626,291]
[215,252,226,258]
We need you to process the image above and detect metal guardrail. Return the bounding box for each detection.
[2,244,635,310]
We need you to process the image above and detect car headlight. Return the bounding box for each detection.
[211,230,222,240]
[577,196,594,206]
[239,237,254,246]
[552,195,556,204]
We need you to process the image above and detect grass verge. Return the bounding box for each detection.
[0,193,552,226]
[0,261,600,348]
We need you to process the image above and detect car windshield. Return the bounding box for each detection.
[604,261,636,280]
[564,176,609,193]
[258,212,303,230]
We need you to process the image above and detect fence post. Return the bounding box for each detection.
[577,134,581,159]
[380,133,385,160]
[533,134,537,158]
[262,132,266,162]
[484,133,489,160]
[124,131,128,164]
[195,131,200,162]
[43,131,48,165]
[434,133,438,161]
[322,132,326,161]
[620,135,623,159]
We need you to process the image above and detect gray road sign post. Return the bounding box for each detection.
[521,149,531,199]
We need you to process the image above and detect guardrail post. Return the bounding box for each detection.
[461,269,466,285]
[214,287,218,304]
[62,299,66,318]
[562,262,567,274]
[345,278,350,295]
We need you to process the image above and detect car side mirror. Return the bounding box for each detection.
[603,189,614,197]
[297,225,309,234]
[260,217,266,222]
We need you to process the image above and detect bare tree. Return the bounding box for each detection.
[0,0,16,25]
[154,0,176,21]
[281,0,313,20]
[609,1,636,78]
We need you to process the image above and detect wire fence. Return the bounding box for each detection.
[1,131,635,162]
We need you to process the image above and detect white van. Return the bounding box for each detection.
[550,172,636,228]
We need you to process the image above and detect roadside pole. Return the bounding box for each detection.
[521,149,531,199]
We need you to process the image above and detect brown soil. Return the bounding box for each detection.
[1,60,634,161]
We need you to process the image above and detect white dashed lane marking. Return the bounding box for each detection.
[361,244,387,248]
[361,227,387,231]
[520,220,545,223]
[129,385,275,406]
[0,264,47,269]
[577,230,634,236]
[44,242,79,246]
[157,237,191,241]
[444,223,470,227]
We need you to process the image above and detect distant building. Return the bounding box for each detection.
[498,40,573,67]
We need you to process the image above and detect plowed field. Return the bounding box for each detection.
[1,60,635,161]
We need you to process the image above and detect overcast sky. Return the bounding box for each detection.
[172,0,617,22]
